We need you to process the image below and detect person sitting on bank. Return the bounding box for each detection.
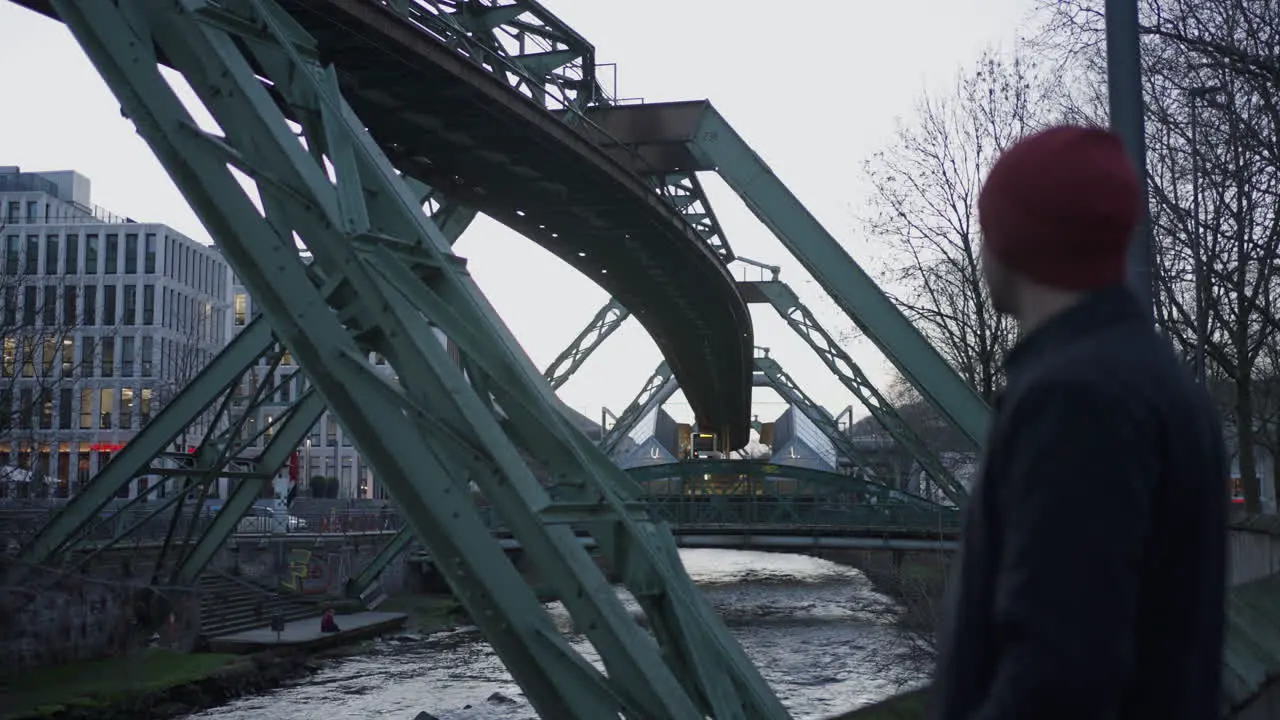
[320,608,341,633]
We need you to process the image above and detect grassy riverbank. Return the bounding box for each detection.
[1,649,244,719]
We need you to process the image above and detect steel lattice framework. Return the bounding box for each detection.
[31,1,787,717]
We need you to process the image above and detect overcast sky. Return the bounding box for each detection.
[0,0,1033,427]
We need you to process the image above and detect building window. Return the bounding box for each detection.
[103,285,117,324]
[42,285,56,326]
[140,387,153,425]
[2,286,13,326]
[65,234,78,274]
[5,202,18,224]
[142,284,154,325]
[4,235,18,275]
[24,236,38,275]
[44,236,58,275]
[22,285,36,326]
[141,336,153,377]
[144,233,156,273]
[85,234,98,273]
[58,388,72,430]
[62,285,76,326]
[233,292,247,326]
[121,336,135,377]
[104,234,118,274]
[325,419,337,447]
[81,336,95,378]
[20,337,34,377]
[1,338,14,377]
[82,284,96,325]
[41,337,55,376]
[120,388,134,429]
[25,201,39,223]
[39,392,52,430]
[122,285,136,325]
[17,388,31,428]
[60,337,73,377]
[79,388,93,429]
[99,388,115,429]
[124,234,138,274]
[101,337,115,377]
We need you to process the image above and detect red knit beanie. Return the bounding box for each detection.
[978,125,1141,291]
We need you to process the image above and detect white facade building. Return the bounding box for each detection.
[0,166,230,498]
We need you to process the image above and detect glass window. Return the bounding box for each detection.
[58,388,72,430]
[20,336,34,378]
[2,286,14,326]
[44,236,58,275]
[42,285,56,326]
[141,336,153,377]
[22,285,36,326]
[25,235,39,275]
[104,234,118,274]
[144,234,156,273]
[5,201,19,224]
[60,337,73,377]
[142,284,155,325]
[100,337,115,377]
[120,388,134,429]
[62,285,76,326]
[81,336,95,378]
[103,285,117,324]
[122,285,136,325]
[82,284,96,326]
[124,234,138,274]
[41,337,55,376]
[1,337,14,377]
[39,392,52,430]
[99,388,115,429]
[85,234,98,274]
[234,292,247,326]
[79,388,93,429]
[140,387,153,425]
[121,336,135,377]
[64,234,78,274]
[4,235,18,275]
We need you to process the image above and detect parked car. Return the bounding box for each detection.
[236,505,308,534]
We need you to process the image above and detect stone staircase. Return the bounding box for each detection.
[198,572,323,638]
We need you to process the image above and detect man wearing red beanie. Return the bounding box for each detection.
[930,125,1228,720]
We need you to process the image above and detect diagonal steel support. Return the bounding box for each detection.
[52,2,786,716]
[18,318,274,565]
[742,277,967,504]
[600,361,677,455]
[752,350,873,473]
[543,297,630,390]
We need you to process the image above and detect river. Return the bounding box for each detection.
[186,549,923,719]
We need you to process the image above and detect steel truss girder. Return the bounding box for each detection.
[543,297,630,390]
[752,352,873,473]
[18,318,275,565]
[743,279,967,504]
[390,0,735,262]
[601,361,677,455]
[53,2,785,717]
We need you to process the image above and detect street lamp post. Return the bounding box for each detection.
[1105,0,1155,317]
[1187,85,1224,386]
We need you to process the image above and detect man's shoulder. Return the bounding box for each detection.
[1005,325,1198,423]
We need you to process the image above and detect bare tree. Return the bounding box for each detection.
[863,50,1061,402]
[0,224,109,499]
[1039,0,1280,513]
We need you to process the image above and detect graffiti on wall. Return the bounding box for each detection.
[280,548,348,596]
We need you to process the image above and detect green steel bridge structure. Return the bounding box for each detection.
[6,0,1151,717]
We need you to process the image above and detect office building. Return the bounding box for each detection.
[0,166,230,498]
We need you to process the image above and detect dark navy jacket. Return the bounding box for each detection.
[931,285,1228,720]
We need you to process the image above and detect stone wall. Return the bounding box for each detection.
[0,557,200,675]
[207,534,407,598]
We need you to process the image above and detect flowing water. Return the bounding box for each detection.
[187,550,922,719]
